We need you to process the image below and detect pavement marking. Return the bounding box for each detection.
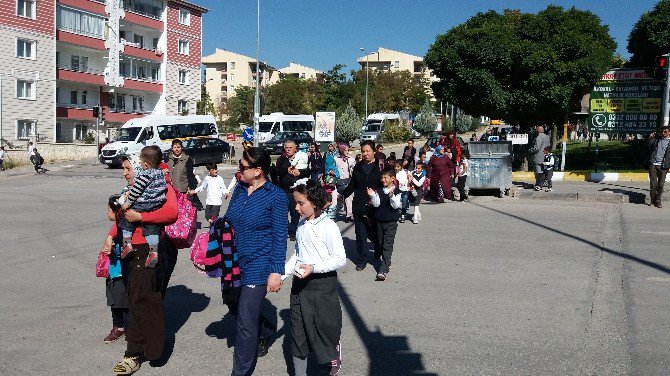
[646,277,670,282]
[640,231,670,236]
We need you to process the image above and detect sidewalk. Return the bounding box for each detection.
[509,180,664,204]
[0,158,98,179]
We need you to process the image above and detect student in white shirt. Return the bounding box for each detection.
[190,162,227,224]
[394,160,411,223]
[285,180,346,376]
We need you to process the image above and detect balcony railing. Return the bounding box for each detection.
[57,62,104,75]
[123,0,163,20]
[120,72,161,84]
[109,106,150,114]
[121,39,158,52]
[57,102,97,110]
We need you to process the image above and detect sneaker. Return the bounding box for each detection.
[658,202,663,208]
[534,186,541,191]
[412,217,418,224]
[546,188,553,192]
[355,263,366,271]
[104,327,125,344]
[329,342,342,375]
[375,272,386,281]
[257,338,269,357]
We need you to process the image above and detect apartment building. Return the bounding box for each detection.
[357,47,438,99]
[0,0,207,145]
[202,48,276,106]
[270,62,324,84]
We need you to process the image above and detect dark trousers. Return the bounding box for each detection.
[232,285,275,376]
[543,170,553,188]
[125,244,164,361]
[205,205,221,222]
[649,165,668,204]
[353,212,379,266]
[157,236,178,299]
[284,189,300,237]
[376,221,398,274]
[456,175,468,201]
[112,307,129,328]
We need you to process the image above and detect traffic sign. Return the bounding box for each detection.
[242,128,254,141]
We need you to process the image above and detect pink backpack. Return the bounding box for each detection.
[190,231,220,273]
[165,190,197,248]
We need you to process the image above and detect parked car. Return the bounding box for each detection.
[162,137,231,166]
[263,131,313,154]
[423,132,468,154]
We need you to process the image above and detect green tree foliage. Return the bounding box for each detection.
[414,101,438,135]
[264,77,319,114]
[454,109,476,133]
[350,69,430,114]
[382,120,412,143]
[335,103,361,143]
[319,64,358,113]
[425,6,616,127]
[627,0,670,68]
[196,84,214,115]
[222,86,255,132]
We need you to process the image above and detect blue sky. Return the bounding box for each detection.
[197,0,658,73]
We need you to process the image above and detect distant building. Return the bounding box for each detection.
[270,62,324,84]
[202,48,276,106]
[0,0,208,144]
[357,47,438,100]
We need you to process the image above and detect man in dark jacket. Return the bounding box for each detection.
[648,127,670,208]
[342,140,382,270]
[275,140,310,240]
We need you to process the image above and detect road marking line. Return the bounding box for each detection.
[640,231,670,236]
[646,277,670,282]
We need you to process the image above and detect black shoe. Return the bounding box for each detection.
[355,263,366,271]
[257,338,269,357]
[375,272,387,281]
[288,234,296,241]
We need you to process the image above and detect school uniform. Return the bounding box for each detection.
[193,175,227,221]
[370,186,401,274]
[542,154,555,189]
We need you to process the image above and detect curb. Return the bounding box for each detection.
[511,171,664,183]
[512,189,630,204]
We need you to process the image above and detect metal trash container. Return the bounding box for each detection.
[466,141,513,197]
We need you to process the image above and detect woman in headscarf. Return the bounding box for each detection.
[427,145,455,203]
[166,139,203,210]
[334,143,354,221]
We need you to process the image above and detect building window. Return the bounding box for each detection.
[394,61,400,69]
[133,34,144,49]
[229,73,235,82]
[178,70,188,84]
[75,124,88,141]
[151,67,160,81]
[178,100,188,113]
[178,40,189,55]
[300,73,306,79]
[152,37,159,50]
[70,90,78,105]
[16,80,35,99]
[57,6,106,39]
[17,0,35,19]
[81,90,87,105]
[17,120,36,140]
[179,8,190,25]
[116,94,125,110]
[71,55,89,72]
[230,62,235,70]
[17,38,36,59]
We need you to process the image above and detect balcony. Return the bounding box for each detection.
[122,41,163,62]
[57,62,105,85]
[122,0,164,30]
[58,0,106,16]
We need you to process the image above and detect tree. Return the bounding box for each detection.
[627,0,670,68]
[425,6,616,128]
[196,84,214,115]
[413,101,438,135]
[264,77,319,114]
[222,86,255,132]
[335,103,361,143]
[350,69,430,115]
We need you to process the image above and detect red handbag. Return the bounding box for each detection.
[96,251,110,278]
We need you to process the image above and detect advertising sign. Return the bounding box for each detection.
[508,133,529,145]
[588,73,662,133]
[315,112,336,142]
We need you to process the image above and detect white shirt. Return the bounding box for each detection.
[459,158,469,177]
[0,150,7,160]
[370,186,402,209]
[194,175,227,206]
[284,213,346,277]
[291,151,309,170]
[396,169,410,191]
[411,173,426,188]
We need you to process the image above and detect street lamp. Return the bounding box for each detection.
[360,47,369,119]
[253,0,261,147]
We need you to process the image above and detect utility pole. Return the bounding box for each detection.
[360,47,369,119]
[662,52,670,127]
[253,0,261,147]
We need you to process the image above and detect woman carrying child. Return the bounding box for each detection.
[286,180,346,376]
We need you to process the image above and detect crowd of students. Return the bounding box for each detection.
[98,136,470,375]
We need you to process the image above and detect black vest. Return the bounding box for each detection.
[374,187,401,222]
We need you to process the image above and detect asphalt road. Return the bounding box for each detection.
[0,164,668,375]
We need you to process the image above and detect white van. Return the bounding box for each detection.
[360,113,400,142]
[100,114,218,166]
[257,112,315,144]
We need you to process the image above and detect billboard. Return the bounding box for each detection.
[588,70,662,133]
[315,112,336,142]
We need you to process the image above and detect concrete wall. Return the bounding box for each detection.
[5,142,97,163]
[164,62,199,115]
